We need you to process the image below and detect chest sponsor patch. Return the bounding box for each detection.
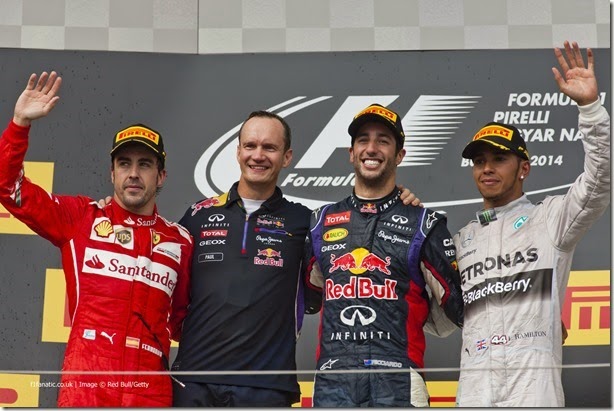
[324,211,350,226]
[82,248,178,296]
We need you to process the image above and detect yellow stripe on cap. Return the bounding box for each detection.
[472,125,514,142]
[355,105,398,122]
[115,126,160,145]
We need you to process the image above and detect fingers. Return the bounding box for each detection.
[35,71,49,91]
[563,40,575,68]
[587,47,594,72]
[553,46,570,74]
[551,67,565,90]
[26,73,38,90]
[571,41,585,69]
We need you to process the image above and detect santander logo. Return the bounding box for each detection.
[194,95,576,211]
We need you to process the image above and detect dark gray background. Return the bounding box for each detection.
[0,47,610,406]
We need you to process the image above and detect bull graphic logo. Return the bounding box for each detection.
[329,248,391,275]
[190,197,220,216]
[340,305,377,326]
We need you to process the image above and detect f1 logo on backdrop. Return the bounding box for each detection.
[194,95,479,210]
[194,95,585,211]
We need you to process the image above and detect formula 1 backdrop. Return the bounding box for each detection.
[0,47,610,407]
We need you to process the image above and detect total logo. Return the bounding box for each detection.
[329,248,391,275]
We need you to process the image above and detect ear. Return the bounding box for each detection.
[349,147,355,163]
[157,169,167,188]
[282,148,293,168]
[396,148,406,165]
[520,159,531,180]
[110,167,115,184]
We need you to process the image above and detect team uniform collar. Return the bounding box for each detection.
[226,182,285,211]
[350,187,401,214]
[109,199,159,227]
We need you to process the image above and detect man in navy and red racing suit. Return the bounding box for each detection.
[304,188,463,407]
[454,42,610,407]
[0,72,193,407]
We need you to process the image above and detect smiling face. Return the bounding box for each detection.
[236,116,293,200]
[111,143,166,215]
[471,145,530,209]
[349,121,405,197]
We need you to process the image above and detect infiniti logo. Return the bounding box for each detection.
[208,214,225,222]
[340,305,377,326]
[391,215,408,224]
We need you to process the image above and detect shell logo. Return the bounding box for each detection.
[94,220,113,237]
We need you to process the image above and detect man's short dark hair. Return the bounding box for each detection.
[238,111,292,151]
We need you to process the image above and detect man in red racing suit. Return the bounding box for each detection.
[0,71,193,407]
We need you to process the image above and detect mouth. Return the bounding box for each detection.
[362,158,382,169]
[480,178,499,186]
[248,165,269,171]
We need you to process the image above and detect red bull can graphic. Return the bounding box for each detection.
[191,197,220,216]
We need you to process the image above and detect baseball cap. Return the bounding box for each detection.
[462,122,529,160]
[110,124,166,166]
[348,104,405,148]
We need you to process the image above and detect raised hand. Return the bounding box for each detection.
[13,71,62,127]
[552,41,598,106]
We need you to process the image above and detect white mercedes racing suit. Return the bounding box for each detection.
[454,101,610,407]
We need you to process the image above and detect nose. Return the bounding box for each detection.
[365,139,379,154]
[252,146,266,160]
[481,159,496,173]
[128,163,141,178]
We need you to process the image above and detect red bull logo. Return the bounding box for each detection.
[326,277,398,300]
[254,248,284,267]
[360,203,377,214]
[257,248,282,258]
[257,218,284,228]
[191,197,220,216]
[329,248,391,275]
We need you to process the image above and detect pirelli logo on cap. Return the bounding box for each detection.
[355,105,398,122]
[115,126,160,145]
[472,125,514,142]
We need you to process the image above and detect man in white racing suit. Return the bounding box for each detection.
[454,41,610,407]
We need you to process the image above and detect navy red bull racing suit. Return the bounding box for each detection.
[454,101,610,407]
[0,121,194,407]
[304,187,464,407]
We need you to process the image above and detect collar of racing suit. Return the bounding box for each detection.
[349,186,401,214]
[225,181,285,211]
[107,198,159,226]
[476,194,533,223]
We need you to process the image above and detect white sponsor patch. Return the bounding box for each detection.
[153,241,182,264]
[82,248,178,296]
[83,329,96,340]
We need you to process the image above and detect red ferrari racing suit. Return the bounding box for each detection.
[0,121,193,407]
[454,101,610,406]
